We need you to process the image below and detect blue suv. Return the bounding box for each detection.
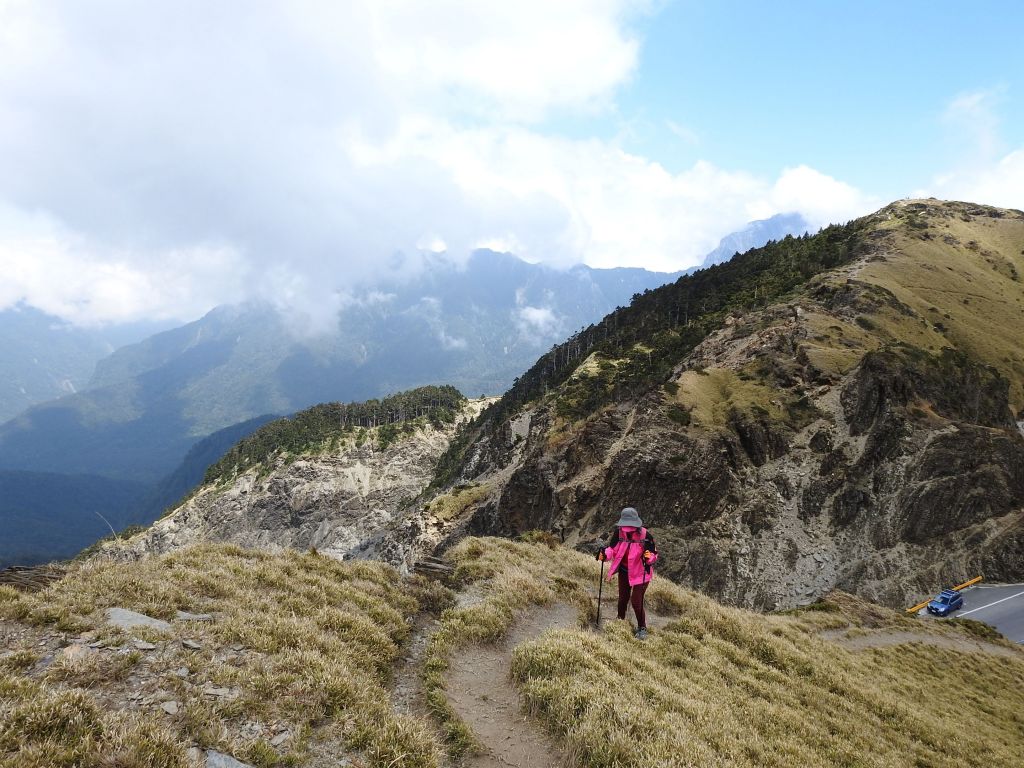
[926,589,963,617]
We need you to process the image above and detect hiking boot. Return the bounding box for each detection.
[634,627,648,640]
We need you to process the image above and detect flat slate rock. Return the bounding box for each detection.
[58,644,97,663]
[105,608,171,632]
[176,610,214,622]
[206,750,255,768]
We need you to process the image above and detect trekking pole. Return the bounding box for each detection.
[596,559,605,628]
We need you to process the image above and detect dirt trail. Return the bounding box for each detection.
[391,615,440,718]
[446,602,578,768]
[821,628,1021,658]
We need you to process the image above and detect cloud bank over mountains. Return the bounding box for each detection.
[0,2,1015,328]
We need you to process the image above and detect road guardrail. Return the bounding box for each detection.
[906,575,983,614]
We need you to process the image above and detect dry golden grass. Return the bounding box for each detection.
[0,674,186,768]
[438,538,1024,768]
[0,544,445,768]
[0,649,39,673]
[671,367,786,428]
[6,530,1023,767]
[861,205,1024,408]
[797,304,946,381]
[43,648,143,687]
[694,202,1024,411]
[428,482,492,522]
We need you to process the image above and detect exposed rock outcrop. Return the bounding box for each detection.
[111,399,493,571]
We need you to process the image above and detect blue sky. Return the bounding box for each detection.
[0,1,1022,327]
[599,1,1024,199]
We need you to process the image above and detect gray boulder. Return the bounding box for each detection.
[105,607,171,632]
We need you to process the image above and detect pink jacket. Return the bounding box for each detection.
[603,526,658,586]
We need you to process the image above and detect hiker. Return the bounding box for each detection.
[596,507,658,639]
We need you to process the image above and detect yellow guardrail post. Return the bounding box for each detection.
[905,576,983,614]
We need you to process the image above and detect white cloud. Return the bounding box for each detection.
[0,1,654,325]
[514,305,564,343]
[371,123,879,270]
[0,203,247,326]
[0,1,878,328]
[666,119,700,146]
[366,0,645,122]
[438,329,468,350]
[943,88,1004,163]
[914,90,1023,211]
[750,166,881,231]
[918,148,1024,210]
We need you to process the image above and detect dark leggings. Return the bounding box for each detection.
[616,568,648,629]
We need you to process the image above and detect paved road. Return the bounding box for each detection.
[922,584,1024,643]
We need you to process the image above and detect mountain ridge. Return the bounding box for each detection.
[110,198,1024,611]
[422,199,1024,608]
[0,253,685,485]
[0,305,177,423]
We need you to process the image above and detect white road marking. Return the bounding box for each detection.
[972,584,1024,589]
[958,590,1024,617]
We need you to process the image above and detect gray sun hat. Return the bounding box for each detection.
[614,507,643,528]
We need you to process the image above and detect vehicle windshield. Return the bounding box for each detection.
[935,595,952,604]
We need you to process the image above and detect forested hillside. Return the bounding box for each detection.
[204,385,465,486]
[435,216,869,486]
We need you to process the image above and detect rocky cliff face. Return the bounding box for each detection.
[432,200,1024,609]
[111,399,492,570]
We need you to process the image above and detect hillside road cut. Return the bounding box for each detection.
[920,584,1024,642]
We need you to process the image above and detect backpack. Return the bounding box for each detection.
[617,527,658,574]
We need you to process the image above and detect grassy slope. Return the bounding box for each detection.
[0,545,450,768]
[862,202,1024,409]
[430,538,1024,768]
[656,201,1024,440]
[672,367,791,429]
[3,538,1022,767]
[797,201,1024,407]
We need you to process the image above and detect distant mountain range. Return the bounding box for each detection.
[0,251,686,483]
[0,213,807,565]
[698,212,809,269]
[0,306,173,423]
